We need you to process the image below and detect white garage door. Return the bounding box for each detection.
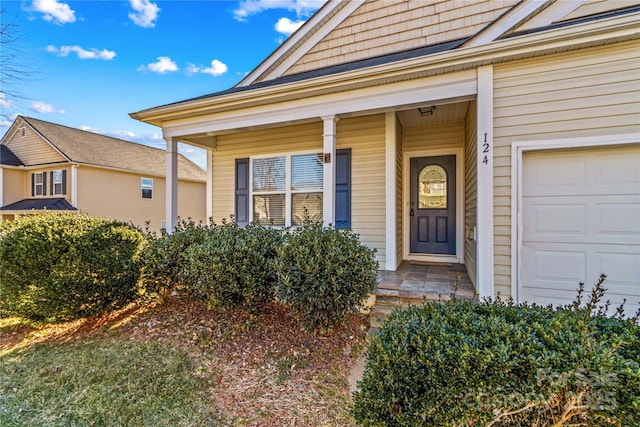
[520,144,640,316]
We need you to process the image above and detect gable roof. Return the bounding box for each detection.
[13,116,205,181]
[0,144,24,166]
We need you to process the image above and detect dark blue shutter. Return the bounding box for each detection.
[42,172,47,196]
[335,148,351,229]
[50,171,54,195]
[235,158,249,226]
[31,173,35,196]
[62,170,67,195]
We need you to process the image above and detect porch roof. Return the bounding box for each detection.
[0,198,77,211]
[1,144,24,166]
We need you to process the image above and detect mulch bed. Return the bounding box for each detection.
[2,297,370,426]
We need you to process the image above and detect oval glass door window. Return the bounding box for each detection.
[418,165,447,208]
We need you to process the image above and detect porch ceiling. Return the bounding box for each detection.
[397,101,470,127]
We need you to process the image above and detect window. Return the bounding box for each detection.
[251,152,323,226]
[51,170,65,195]
[33,172,46,196]
[141,178,153,199]
[418,165,447,208]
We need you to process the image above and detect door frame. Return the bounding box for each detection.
[403,147,464,264]
[510,133,639,304]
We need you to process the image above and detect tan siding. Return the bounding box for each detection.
[77,166,205,233]
[211,118,387,267]
[492,41,640,298]
[396,115,403,267]
[403,121,464,152]
[23,166,72,203]
[212,122,323,222]
[2,168,26,205]
[4,126,66,165]
[284,0,517,76]
[464,101,478,289]
[561,0,638,22]
[337,115,387,269]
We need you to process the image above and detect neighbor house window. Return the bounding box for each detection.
[251,152,323,226]
[33,172,46,196]
[51,170,65,195]
[141,178,153,199]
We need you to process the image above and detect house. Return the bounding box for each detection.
[130,0,640,313]
[0,116,206,232]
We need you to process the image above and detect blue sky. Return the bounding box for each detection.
[0,0,325,168]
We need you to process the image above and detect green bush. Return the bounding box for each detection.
[352,277,640,426]
[182,220,284,311]
[0,213,146,322]
[140,218,210,298]
[276,223,378,333]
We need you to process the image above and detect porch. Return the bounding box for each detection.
[370,261,476,328]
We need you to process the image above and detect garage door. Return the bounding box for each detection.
[520,144,640,316]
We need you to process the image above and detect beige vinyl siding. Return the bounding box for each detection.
[4,126,66,165]
[395,115,403,267]
[284,0,517,76]
[212,122,323,222]
[77,166,205,233]
[2,168,26,205]
[403,121,464,152]
[337,115,387,268]
[464,101,478,289]
[492,40,640,298]
[561,0,638,22]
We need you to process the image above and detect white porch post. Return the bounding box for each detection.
[322,115,338,227]
[165,137,179,233]
[385,112,398,271]
[206,148,213,223]
[476,65,495,298]
[71,165,78,207]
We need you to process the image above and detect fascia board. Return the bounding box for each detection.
[131,12,639,125]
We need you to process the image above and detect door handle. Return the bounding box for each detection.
[410,208,415,217]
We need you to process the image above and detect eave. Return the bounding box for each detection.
[130,12,639,132]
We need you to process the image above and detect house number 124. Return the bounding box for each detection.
[482,133,490,165]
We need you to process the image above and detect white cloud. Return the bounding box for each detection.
[0,92,14,109]
[233,0,323,21]
[186,60,228,77]
[275,17,305,36]
[138,56,178,74]
[128,0,160,28]
[46,45,116,60]
[31,0,76,24]
[30,101,65,114]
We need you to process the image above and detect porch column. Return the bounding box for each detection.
[165,137,178,233]
[322,115,339,227]
[206,148,213,222]
[385,112,398,271]
[71,164,78,207]
[476,65,495,298]
[0,167,4,209]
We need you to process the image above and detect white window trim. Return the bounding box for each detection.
[249,150,323,227]
[510,133,640,304]
[52,170,64,196]
[141,177,153,200]
[33,171,46,197]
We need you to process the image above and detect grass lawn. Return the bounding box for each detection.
[0,298,368,426]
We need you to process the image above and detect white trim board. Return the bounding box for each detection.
[510,133,640,303]
[402,147,465,266]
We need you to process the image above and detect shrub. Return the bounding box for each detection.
[182,220,284,311]
[352,277,640,426]
[0,213,146,322]
[140,218,210,298]
[276,223,378,333]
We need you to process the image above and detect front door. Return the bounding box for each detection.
[410,155,456,255]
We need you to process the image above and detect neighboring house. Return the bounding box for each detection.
[131,1,640,313]
[0,116,206,232]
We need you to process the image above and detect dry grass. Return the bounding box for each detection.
[1,296,369,426]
